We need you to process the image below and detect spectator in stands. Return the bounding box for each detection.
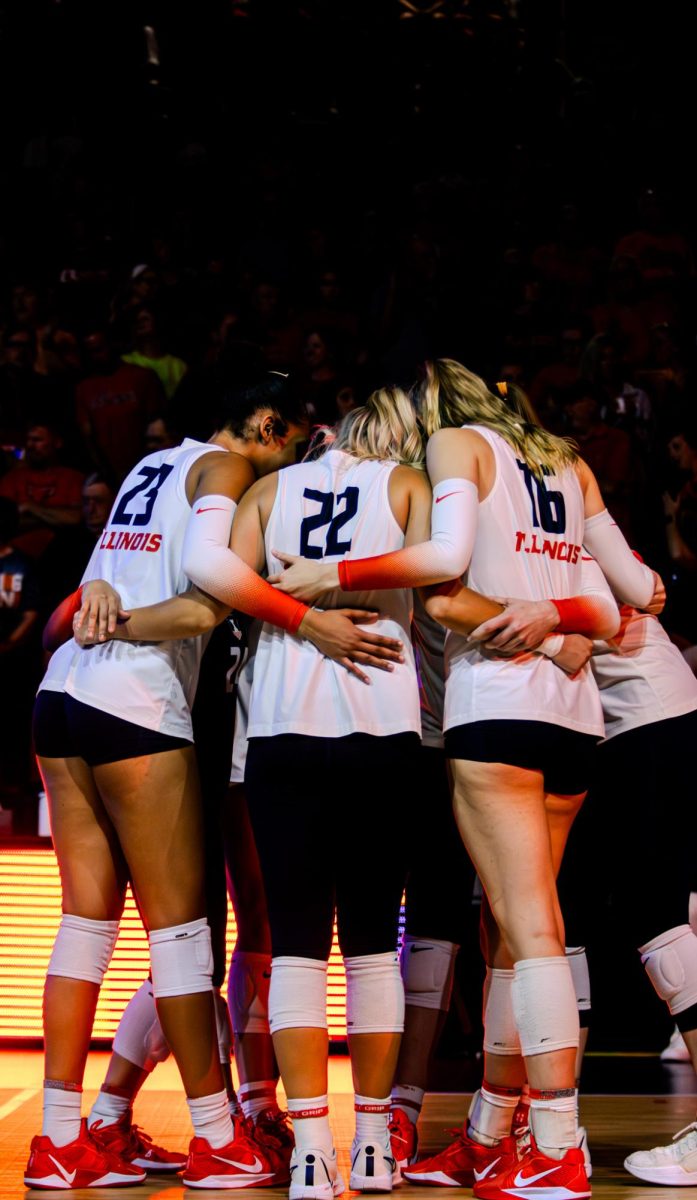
[580,333,652,439]
[300,326,344,423]
[0,327,36,452]
[0,421,85,558]
[36,471,116,623]
[122,304,187,400]
[76,328,164,483]
[564,380,635,538]
[0,497,40,807]
[664,423,697,569]
[144,414,179,454]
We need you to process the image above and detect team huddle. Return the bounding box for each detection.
[23,360,697,1195]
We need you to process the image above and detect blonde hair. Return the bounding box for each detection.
[415,359,577,476]
[333,385,425,468]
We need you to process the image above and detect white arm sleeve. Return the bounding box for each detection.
[339,478,479,590]
[582,509,655,609]
[181,494,237,597]
[181,494,309,632]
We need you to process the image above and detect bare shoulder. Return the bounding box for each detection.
[187,449,256,503]
[426,425,492,484]
[390,464,432,496]
[239,470,279,523]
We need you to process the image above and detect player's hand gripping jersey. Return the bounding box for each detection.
[40,439,227,739]
[248,449,421,738]
[444,426,605,737]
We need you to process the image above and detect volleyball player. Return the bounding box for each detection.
[25,374,404,1191]
[269,359,664,1200]
[230,385,504,1200]
[554,557,697,1186]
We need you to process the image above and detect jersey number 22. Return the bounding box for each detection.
[299,487,359,558]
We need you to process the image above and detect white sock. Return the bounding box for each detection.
[355,1094,391,1145]
[187,1089,235,1148]
[238,1079,278,1121]
[468,1082,520,1146]
[288,1095,333,1155]
[529,1087,578,1159]
[391,1083,423,1123]
[87,1088,131,1129]
[42,1082,82,1147]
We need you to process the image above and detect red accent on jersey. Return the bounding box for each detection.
[514,531,581,563]
[98,530,163,553]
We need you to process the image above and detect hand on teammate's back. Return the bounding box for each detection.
[299,607,404,684]
[552,634,594,676]
[268,551,339,603]
[73,580,130,646]
[467,599,560,652]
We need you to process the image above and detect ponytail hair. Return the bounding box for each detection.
[414,359,577,476]
[333,385,425,468]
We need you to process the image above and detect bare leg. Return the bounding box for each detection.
[272,1029,328,1098]
[451,761,577,1093]
[224,784,277,1087]
[39,755,128,1085]
[95,747,222,1100]
[349,1033,402,1099]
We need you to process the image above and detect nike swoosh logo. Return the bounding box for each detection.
[513,1166,559,1186]
[212,1154,267,1173]
[48,1156,76,1184]
[474,1157,501,1181]
[435,491,466,504]
[196,506,229,513]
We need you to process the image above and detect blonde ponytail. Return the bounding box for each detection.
[414,359,577,476]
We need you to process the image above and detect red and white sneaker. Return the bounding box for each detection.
[90,1114,187,1171]
[183,1118,281,1189]
[389,1108,418,1169]
[403,1127,517,1187]
[473,1136,590,1200]
[24,1119,147,1189]
[253,1107,294,1182]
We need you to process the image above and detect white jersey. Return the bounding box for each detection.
[247,449,421,739]
[444,426,604,737]
[39,439,225,739]
[583,559,697,739]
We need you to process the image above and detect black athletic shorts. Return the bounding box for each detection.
[33,690,191,766]
[444,719,598,795]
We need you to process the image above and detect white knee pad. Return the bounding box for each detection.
[228,950,271,1034]
[401,936,459,1012]
[482,967,521,1056]
[512,957,579,1057]
[214,989,233,1063]
[47,914,120,986]
[149,918,213,999]
[345,951,405,1034]
[565,946,591,1012]
[269,956,327,1033]
[640,925,697,1015]
[113,979,170,1069]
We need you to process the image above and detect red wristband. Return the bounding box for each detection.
[551,598,600,637]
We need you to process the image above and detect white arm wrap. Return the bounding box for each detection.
[425,477,479,580]
[582,509,655,609]
[181,494,237,598]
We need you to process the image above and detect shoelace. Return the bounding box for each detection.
[668,1123,697,1157]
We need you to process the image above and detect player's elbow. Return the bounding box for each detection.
[423,591,454,626]
[595,598,621,640]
